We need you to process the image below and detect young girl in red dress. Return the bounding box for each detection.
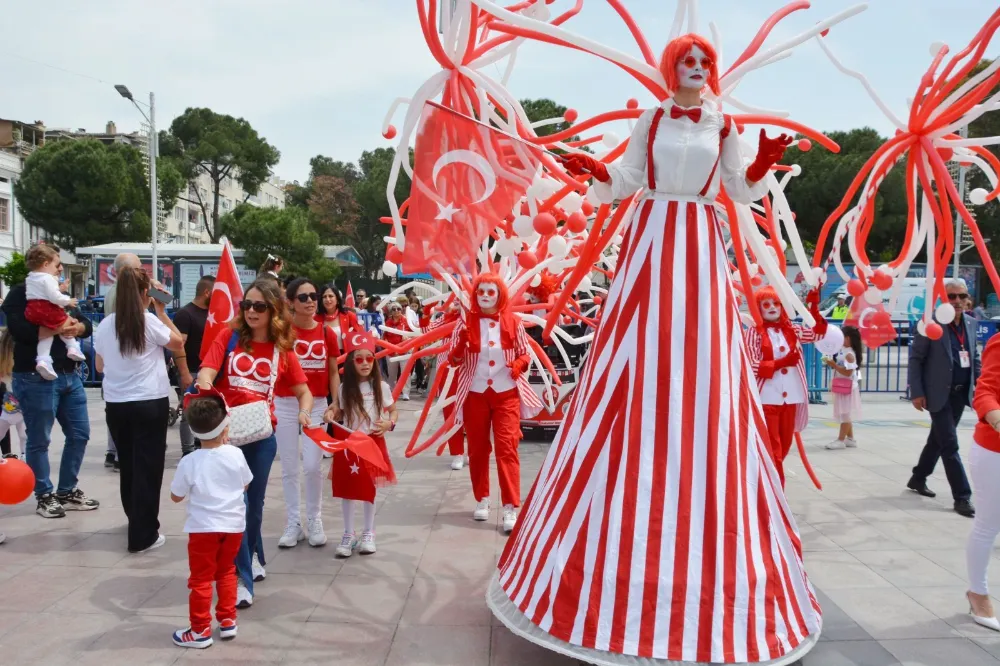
[330,332,397,558]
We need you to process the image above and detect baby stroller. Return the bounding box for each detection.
[164,350,184,427]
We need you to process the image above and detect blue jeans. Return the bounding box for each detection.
[13,371,91,498]
[235,434,277,594]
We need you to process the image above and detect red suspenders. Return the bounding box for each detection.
[645,105,732,197]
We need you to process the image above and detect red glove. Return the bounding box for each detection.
[806,289,829,336]
[774,347,802,370]
[562,154,610,183]
[757,360,776,379]
[449,328,470,364]
[746,130,793,183]
[508,357,530,380]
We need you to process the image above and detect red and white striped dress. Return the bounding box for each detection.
[487,101,822,666]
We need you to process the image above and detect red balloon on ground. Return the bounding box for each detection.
[566,212,588,234]
[518,251,538,269]
[533,213,558,236]
[0,458,34,505]
[846,279,867,297]
[925,322,943,340]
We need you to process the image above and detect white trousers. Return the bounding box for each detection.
[274,397,327,527]
[967,442,1000,595]
[0,411,26,457]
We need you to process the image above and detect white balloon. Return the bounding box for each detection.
[864,287,882,304]
[749,263,759,275]
[512,215,534,237]
[970,188,989,206]
[930,41,946,56]
[548,235,568,256]
[779,239,789,251]
[382,260,397,276]
[814,325,845,356]
[530,274,542,287]
[917,320,927,336]
[812,267,825,283]
[611,234,624,245]
[496,238,519,257]
[561,192,583,215]
[602,132,620,148]
[790,164,802,177]
[526,184,543,201]
[935,303,956,323]
[579,276,593,292]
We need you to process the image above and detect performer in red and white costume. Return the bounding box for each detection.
[744,287,832,486]
[448,274,543,533]
[488,35,820,666]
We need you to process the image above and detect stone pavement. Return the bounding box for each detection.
[0,391,999,665]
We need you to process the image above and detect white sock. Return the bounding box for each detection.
[363,501,376,533]
[341,499,355,534]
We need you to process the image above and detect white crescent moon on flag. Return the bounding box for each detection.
[213,282,234,322]
[432,150,497,204]
[858,307,875,328]
[106,264,116,283]
[350,333,364,348]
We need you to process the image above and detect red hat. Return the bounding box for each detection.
[344,331,376,355]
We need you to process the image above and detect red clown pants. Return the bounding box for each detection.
[464,388,521,507]
[762,403,796,487]
[442,384,465,456]
[187,532,243,632]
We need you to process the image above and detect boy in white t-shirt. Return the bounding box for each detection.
[169,388,253,649]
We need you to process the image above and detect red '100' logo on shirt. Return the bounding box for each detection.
[227,352,273,394]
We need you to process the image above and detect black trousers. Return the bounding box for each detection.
[912,388,973,502]
[106,398,169,551]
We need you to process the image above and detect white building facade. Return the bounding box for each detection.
[167,173,287,244]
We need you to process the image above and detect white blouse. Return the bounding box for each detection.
[595,102,768,205]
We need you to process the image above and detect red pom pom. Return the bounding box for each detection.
[797,139,812,152]
[871,269,894,291]
[847,279,867,297]
[564,109,578,123]
[925,322,943,340]
[382,125,397,140]
[581,201,595,216]
[517,251,538,269]
[386,246,404,264]
[626,98,639,110]
[533,212,558,236]
[0,458,34,505]
[566,212,588,233]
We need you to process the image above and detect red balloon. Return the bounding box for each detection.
[846,279,867,297]
[566,212,588,233]
[626,98,639,110]
[871,269,893,291]
[581,201,595,216]
[925,322,943,340]
[872,311,893,328]
[564,109,579,123]
[518,251,538,269]
[593,295,603,305]
[386,246,404,264]
[797,139,812,152]
[382,125,397,140]
[533,213,558,236]
[520,201,531,215]
[0,458,34,505]
[937,147,954,162]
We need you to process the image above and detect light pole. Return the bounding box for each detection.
[115,84,158,276]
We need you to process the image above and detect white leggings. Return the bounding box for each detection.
[0,411,26,457]
[967,442,1000,595]
[342,499,376,535]
[274,397,327,527]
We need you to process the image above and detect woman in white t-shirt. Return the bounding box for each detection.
[94,267,184,553]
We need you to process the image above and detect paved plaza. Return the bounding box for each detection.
[1,391,999,665]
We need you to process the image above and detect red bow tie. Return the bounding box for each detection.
[670,105,702,124]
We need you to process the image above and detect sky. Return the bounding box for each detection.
[3,0,997,185]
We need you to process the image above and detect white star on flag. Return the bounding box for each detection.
[206,312,217,326]
[435,201,460,223]
[350,463,360,475]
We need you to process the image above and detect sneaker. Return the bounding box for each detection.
[236,580,253,608]
[323,452,333,459]
[450,455,465,471]
[104,452,115,468]
[36,493,66,519]
[134,534,166,553]
[401,393,410,401]
[0,532,5,545]
[473,498,491,521]
[278,523,304,548]
[251,553,266,582]
[824,439,846,450]
[172,626,213,649]
[55,488,100,511]
[359,531,376,555]
[35,360,56,380]
[502,504,517,533]
[66,348,86,362]
[219,618,238,640]
[113,460,120,472]
[845,437,858,448]
[307,518,327,547]
[335,532,356,558]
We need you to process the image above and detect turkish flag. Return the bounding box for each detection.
[345,281,355,309]
[403,101,543,274]
[844,298,898,348]
[200,240,244,359]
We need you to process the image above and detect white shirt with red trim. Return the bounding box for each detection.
[758,328,806,405]
[469,318,516,394]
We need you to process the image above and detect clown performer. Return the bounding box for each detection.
[490,34,822,666]
[447,274,543,533]
[744,287,839,486]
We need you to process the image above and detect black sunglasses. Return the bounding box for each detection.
[295,293,319,303]
[947,293,970,300]
[239,300,269,313]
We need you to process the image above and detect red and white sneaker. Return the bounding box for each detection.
[172,626,213,649]
[219,618,238,640]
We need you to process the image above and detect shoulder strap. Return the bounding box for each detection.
[699,113,731,197]
[266,346,280,404]
[646,107,666,191]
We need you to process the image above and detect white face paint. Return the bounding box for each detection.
[477,284,499,310]
[760,297,783,322]
[676,45,711,91]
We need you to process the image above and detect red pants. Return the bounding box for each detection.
[464,388,521,507]
[762,403,796,487]
[188,532,243,632]
[442,399,465,456]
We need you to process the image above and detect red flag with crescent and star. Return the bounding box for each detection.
[402,101,544,274]
[200,240,245,359]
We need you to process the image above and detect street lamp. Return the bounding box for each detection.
[115,84,158,276]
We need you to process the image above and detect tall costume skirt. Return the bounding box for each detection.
[487,197,822,665]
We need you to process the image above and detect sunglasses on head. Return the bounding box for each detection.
[353,354,374,365]
[682,55,713,69]
[239,300,269,313]
[295,293,319,303]
[948,293,970,300]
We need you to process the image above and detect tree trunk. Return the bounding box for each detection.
[210,169,222,243]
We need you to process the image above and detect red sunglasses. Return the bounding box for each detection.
[353,354,375,365]
[682,55,713,70]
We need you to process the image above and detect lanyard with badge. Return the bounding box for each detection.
[951,322,971,369]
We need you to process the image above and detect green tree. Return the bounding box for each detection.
[14,139,181,250]
[0,252,28,288]
[160,108,281,242]
[220,205,338,284]
[964,59,1000,264]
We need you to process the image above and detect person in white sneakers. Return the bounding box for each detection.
[825,325,863,450]
[23,244,85,379]
[170,388,253,649]
[276,278,341,549]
